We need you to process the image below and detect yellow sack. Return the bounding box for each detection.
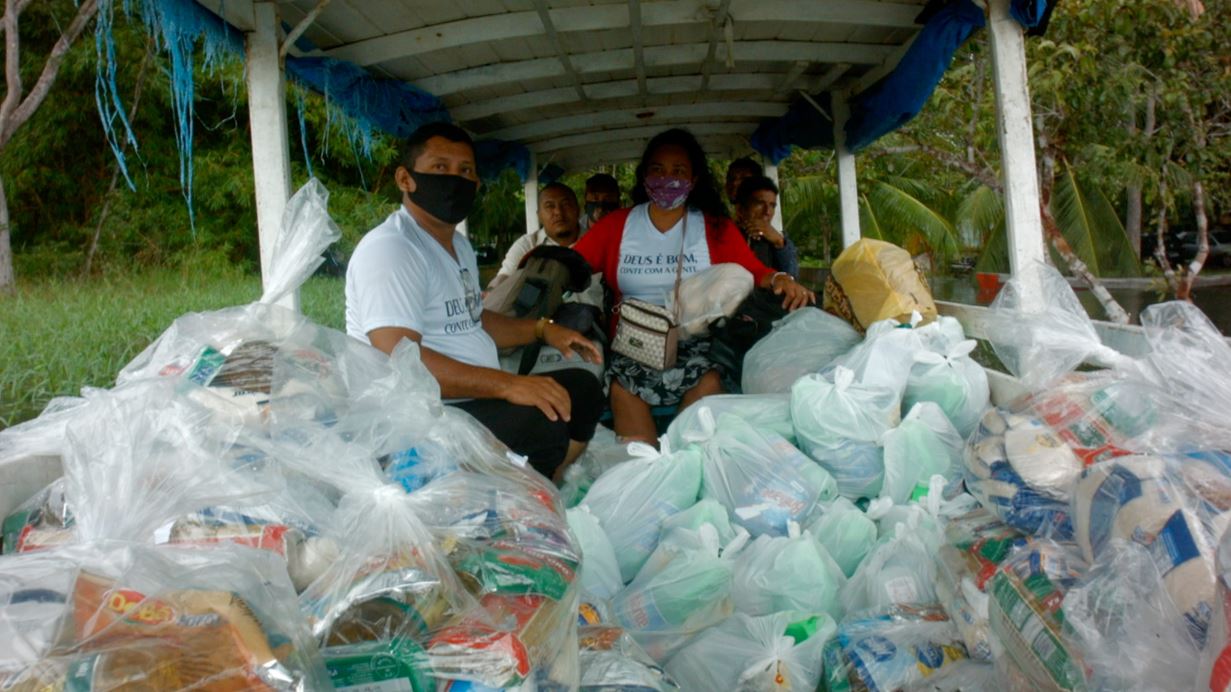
[823,239,937,332]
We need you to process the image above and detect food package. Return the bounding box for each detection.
[666,611,834,691]
[559,427,635,508]
[1200,524,1231,692]
[0,541,327,690]
[1063,538,1205,692]
[1071,453,1231,642]
[902,659,999,691]
[688,410,836,537]
[2,478,73,554]
[567,505,623,612]
[805,497,878,578]
[821,605,968,692]
[670,263,755,339]
[731,522,845,620]
[932,508,1027,661]
[611,523,744,663]
[881,402,964,505]
[580,444,703,583]
[576,625,679,691]
[902,339,990,438]
[841,512,942,614]
[665,393,794,451]
[986,539,1087,691]
[791,367,899,500]
[659,498,738,546]
[741,307,861,395]
[823,238,938,332]
[406,470,583,688]
[824,315,927,400]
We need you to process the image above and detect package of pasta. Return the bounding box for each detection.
[0,541,327,690]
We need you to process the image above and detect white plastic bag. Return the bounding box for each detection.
[824,314,926,398]
[665,611,834,691]
[690,410,835,536]
[665,393,794,451]
[881,402,964,505]
[670,263,755,339]
[730,523,845,620]
[741,307,860,395]
[805,497,878,578]
[841,512,941,613]
[612,524,743,662]
[821,606,969,692]
[581,444,704,583]
[659,498,737,546]
[791,367,899,499]
[902,339,990,437]
[568,505,623,605]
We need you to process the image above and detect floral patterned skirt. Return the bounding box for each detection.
[608,338,719,407]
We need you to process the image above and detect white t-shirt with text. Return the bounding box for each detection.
[345,206,500,370]
[616,203,711,305]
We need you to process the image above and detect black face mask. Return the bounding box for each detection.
[407,171,477,224]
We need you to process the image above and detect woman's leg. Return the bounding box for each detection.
[679,370,724,411]
[610,380,658,444]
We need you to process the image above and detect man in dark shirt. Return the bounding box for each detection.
[734,175,799,278]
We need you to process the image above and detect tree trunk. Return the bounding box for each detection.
[0,173,13,292]
[1037,125,1130,323]
[1124,98,1142,257]
[1177,178,1209,301]
[1154,176,1180,295]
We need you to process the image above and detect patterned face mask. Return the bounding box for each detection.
[643,175,694,211]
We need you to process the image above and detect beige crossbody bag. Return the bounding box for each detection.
[610,218,688,370]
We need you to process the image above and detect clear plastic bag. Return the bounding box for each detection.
[902,340,990,438]
[688,410,835,537]
[1141,301,1231,451]
[740,307,861,395]
[824,314,927,399]
[0,541,328,689]
[821,605,969,692]
[665,611,834,691]
[576,625,680,691]
[611,523,744,663]
[559,426,634,508]
[665,393,794,451]
[791,367,899,499]
[669,263,755,339]
[580,444,704,583]
[986,539,1087,691]
[841,512,942,614]
[2,478,73,554]
[1200,524,1231,692]
[258,178,344,307]
[986,263,1132,392]
[730,523,846,620]
[805,497,878,578]
[660,498,737,546]
[881,402,965,505]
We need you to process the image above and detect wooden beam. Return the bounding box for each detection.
[523,151,538,236]
[281,0,330,59]
[550,134,750,171]
[987,0,1045,303]
[451,73,784,122]
[629,0,647,101]
[532,0,588,102]
[699,0,734,92]
[484,101,785,143]
[324,1,919,67]
[813,62,851,93]
[530,122,753,154]
[418,41,894,97]
[833,91,861,248]
[194,0,255,32]
[775,60,809,95]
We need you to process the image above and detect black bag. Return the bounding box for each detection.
[707,289,789,392]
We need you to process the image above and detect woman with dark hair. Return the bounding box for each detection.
[573,128,815,444]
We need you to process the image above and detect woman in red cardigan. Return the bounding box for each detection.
[573,128,815,444]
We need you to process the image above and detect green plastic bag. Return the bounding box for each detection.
[730,523,846,620]
[806,498,878,578]
[880,402,964,505]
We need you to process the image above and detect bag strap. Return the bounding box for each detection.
[670,215,687,321]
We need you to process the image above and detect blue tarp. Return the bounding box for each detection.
[750,0,1056,163]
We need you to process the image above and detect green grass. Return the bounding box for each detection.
[0,270,345,429]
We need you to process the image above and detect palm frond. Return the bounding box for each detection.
[1052,167,1141,277]
[866,180,962,264]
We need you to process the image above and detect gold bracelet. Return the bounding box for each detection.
[535,317,553,342]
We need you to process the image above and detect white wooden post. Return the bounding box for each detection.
[245,1,295,310]
[832,91,861,249]
[523,151,539,235]
[987,0,1046,302]
[764,162,784,232]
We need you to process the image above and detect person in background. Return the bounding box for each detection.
[734,175,799,278]
[573,128,815,445]
[724,156,763,206]
[487,181,605,314]
[345,122,603,480]
[580,173,621,232]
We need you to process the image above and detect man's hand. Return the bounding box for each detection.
[543,322,603,364]
[746,218,786,249]
[772,273,816,311]
[500,374,572,422]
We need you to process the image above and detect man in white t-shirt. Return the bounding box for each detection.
[488,182,603,309]
[345,122,603,479]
